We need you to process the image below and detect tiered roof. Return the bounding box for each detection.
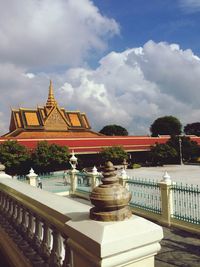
[3,81,101,138]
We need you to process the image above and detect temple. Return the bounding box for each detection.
[3,81,101,138]
[2,81,200,161]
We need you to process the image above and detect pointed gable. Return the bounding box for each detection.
[44,106,68,130]
[4,80,100,138]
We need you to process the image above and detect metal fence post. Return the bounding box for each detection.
[158,172,172,226]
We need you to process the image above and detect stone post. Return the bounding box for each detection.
[69,151,78,195]
[27,168,38,187]
[70,170,78,195]
[90,166,98,190]
[0,163,11,179]
[119,168,128,187]
[158,171,172,226]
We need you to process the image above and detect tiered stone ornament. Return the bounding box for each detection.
[90,161,132,221]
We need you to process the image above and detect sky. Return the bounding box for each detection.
[1,0,200,135]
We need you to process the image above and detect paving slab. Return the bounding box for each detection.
[155,226,200,267]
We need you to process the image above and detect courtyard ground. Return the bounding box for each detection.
[17,167,200,266]
[155,226,200,267]
[125,164,200,185]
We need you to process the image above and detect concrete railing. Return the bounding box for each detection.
[0,172,163,267]
[66,170,200,235]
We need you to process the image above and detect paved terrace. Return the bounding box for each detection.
[68,197,200,267]
[126,164,200,185]
[14,166,200,266]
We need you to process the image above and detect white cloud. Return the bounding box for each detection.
[179,0,200,12]
[58,41,200,135]
[1,40,200,136]
[24,73,35,79]
[0,0,119,68]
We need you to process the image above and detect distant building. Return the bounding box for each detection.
[1,81,200,165]
[3,81,101,138]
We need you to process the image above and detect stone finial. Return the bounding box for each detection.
[90,161,132,221]
[92,166,98,175]
[27,168,38,178]
[162,171,171,182]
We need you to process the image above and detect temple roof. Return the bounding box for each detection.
[3,81,101,138]
[46,80,57,109]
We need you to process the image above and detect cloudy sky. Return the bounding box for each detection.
[1,0,200,135]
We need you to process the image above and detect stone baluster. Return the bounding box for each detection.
[27,211,35,242]
[49,228,62,267]
[0,192,6,212]
[20,206,28,236]
[0,191,3,206]
[33,215,43,251]
[7,196,13,221]
[10,199,17,225]
[62,237,71,267]
[41,221,51,262]
[4,195,10,215]
[2,194,8,214]
[4,194,8,212]
[16,204,22,229]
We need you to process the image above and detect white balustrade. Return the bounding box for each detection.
[0,173,163,267]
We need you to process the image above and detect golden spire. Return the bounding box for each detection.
[46,80,57,109]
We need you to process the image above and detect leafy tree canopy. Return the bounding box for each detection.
[99,124,128,136]
[167,135,200,162]
[150,143,178,165]
[184,122,200,136]
[150,116,182,137]
[99,146,128,165]
[31,141,69,173]
[150,135,200,165]
[0,140,30,175]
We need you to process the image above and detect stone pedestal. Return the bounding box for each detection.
[66,214,163,267]
[158,172,172,226]
[70,169,78,194]
[26,168,38,187]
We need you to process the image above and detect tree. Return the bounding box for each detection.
[99,146,128,164]
[167,136,200,162]
[184,122,200,136]
[99,125,128,136]
[150,116,182,137]
[150,143,178,165]
[0,140,30,175]
[31,141,69,173]
[150,135,200,165]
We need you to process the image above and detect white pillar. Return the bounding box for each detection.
[91,166,99,190]
[66,215,163,267]
[119,168,128,187]
[27,168,38,187]
[158,171,173,226]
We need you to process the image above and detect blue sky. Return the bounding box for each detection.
[1,0,200,135]
[93,0,200,59]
